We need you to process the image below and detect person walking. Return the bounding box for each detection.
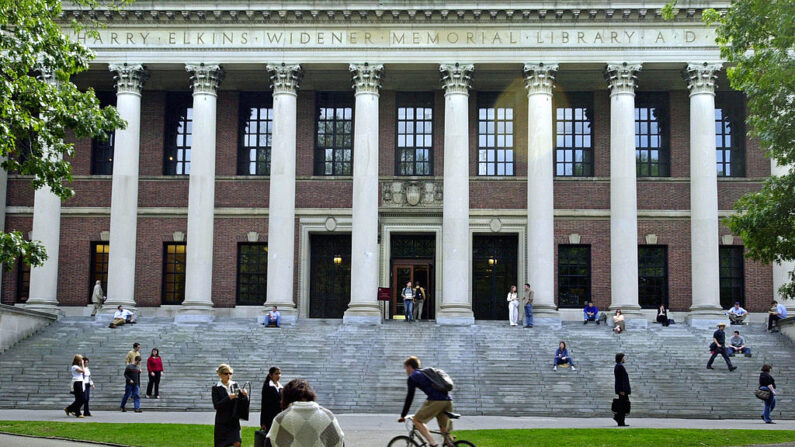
[522,283,534,328]
[613,353,631,427]
[260,367,283,433]
[64,354,85,418]
[146,348,163,399]
[126,342,141,365]
[759,364,777,424]
[402,281,414,323]
[213,364,248,447]
[267,379,344,447]
[121,356,142,413]
[90,280,104,317]
[413,282,426,321]
[507,285,519,326]
[707,322,737,371]
[81,357,95,417]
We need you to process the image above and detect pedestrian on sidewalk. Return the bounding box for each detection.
[759,364,777,424]
[552,341,576,371]
[146,348,163,399]
[613,353,631,427]
[260,367,283,433]
[81,357,95,417]
[507,285,520,326]
[121,356,142,413]
[268,379,343,447]
[125,342,141,365]
[707,323,737,371]
[402,281,415,323]
[90,280,104,317]
[522,283,534,328]
[213,363,248,447]
[64,354,85,418]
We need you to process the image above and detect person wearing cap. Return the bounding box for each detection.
[726,302,748,325]
[707,322,737,371]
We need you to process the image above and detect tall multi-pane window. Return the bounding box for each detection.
[90,242,110,300]
[396,93,433,176]
[315,93,354,176]
[91,92,116,175]
[238,93,273,175]
[555,93,594,177]
[719,246,745,308]
[162,243,186,304]
[16,259,30,303]
[715,92,746,177]
[557,245,591,308]
[638,246,668,309]
[477,93,515,176]
[635,93,669,177]
[237,243,268,305]
[164,93,193,175]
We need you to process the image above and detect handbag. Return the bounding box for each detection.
[755,389,772,401]
[232,382,251,421]
[611,397,631,414]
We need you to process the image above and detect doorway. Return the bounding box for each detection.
[472,234,518,320]
[390,234,435,320]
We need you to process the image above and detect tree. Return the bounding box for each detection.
[0,0,125,271]
[664,0,795,299]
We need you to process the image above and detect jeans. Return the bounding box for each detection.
[761,387,776,422]
[524,304,534,327]
[121,383,140,410]
[265,314,281,327]
[146,371,161,397]
[414,300,424,320]
[554,357,574,367]
[707,347,734,369]
[727,347,751,356]
[404,300,414,322]
[584,311,597,322]
[82,385,91,415]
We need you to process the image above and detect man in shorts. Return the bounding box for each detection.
[398,356,453,447]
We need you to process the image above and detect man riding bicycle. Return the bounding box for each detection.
[398,356,453,447]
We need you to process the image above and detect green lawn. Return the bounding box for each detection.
[1,422,794,447]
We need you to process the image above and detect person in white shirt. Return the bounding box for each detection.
[81,357,95,416]
[90,281,105,317]
[768,300,789,332]
[110,305,136,328]
[506,285,519,326]
[726,302,748,325]
[65,354,85,418]
[265,306,281,328]
[402,281,415,323]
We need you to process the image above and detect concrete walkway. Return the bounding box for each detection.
[2,411,795,446]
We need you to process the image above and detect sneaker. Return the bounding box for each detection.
[144,395,150,399]
[553,366,557,371]
[121,408,127,412]
[571,366,577,371]
[134,409,143,413]
[729,366,737,371]
[155,396,160,399]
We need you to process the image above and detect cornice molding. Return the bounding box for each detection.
[683,62,722,96]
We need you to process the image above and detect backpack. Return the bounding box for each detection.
[420,368,454,392]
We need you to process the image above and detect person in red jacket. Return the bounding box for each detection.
[145,348,164,399]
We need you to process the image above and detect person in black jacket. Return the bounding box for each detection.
[707,323,737,371]
[260,367,283,432]
[212,364,248,447]
[759,364,777,424]
[613,353,631,427]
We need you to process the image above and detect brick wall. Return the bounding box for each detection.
[133,217,187,307]
[212,217,268,307]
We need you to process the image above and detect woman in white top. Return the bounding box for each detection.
[613,309,626,334]
[65,354,85,418]
[507,285,520,326]
[81,357,95,417]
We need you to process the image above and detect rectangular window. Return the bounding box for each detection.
[635,93,670,177]
[555,93,594,177]
[719,246,745,308]
[164,92,193,175]
[638,246,668,309]
[238,93,273,175]
[91,92,116,175]
[477,93,515,176]
[162,243,186,305]
[315,92,354,176]
[237,243,268,305]
[89,242,110,301]
[396,93,434,176]
[715,92,746,177]
[16,259,30,303]
[558,245,591,308]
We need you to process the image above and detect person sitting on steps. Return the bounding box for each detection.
[553,341,576,371]
[727,330,752,357]
[265,306,281,328]
[612,309,625,334]
[583,301,601,325]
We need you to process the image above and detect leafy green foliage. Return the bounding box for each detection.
[0,0,126,270]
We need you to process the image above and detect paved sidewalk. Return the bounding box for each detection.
[1,411,794,446]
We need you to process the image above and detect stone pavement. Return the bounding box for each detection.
[2,411,795,446]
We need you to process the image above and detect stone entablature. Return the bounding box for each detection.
[381,180,443,208]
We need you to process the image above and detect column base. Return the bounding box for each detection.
[436,307,475,326]
[530,305,562,328]
[258,305,298,325]
[343,304,382,325]
[687,306,729,329]
[174,302,215,324]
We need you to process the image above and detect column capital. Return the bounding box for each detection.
[439,63,474,95]
[604,62,642,96]
[267,63,303,95]
[186,63,224,95]
[349,62,384,95]
[683,62,722,96]
[109,63,149,95]
[523,63,558,96]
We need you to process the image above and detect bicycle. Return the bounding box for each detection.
[387,412,476,447]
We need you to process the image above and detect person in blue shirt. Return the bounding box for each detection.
[583,302,600,325]
[553,341,576,371]
[398,356,453,447]
[768,300,788,332]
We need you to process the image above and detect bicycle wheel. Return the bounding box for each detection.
[387,435,421,447]
[453,441,476,447]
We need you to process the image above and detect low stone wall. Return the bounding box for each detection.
[780,317,795,343]
[0,304,56,353]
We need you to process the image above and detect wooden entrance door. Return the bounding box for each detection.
[391,261,434,320]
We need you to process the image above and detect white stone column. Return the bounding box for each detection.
[438,63,475,325]
[344,63,383,324]
[771,161,795,311]
[264,63,302,323]
[684,63,727,327]
[177,64,224,323]
[105,63,148,311]
[605,63,643,324]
